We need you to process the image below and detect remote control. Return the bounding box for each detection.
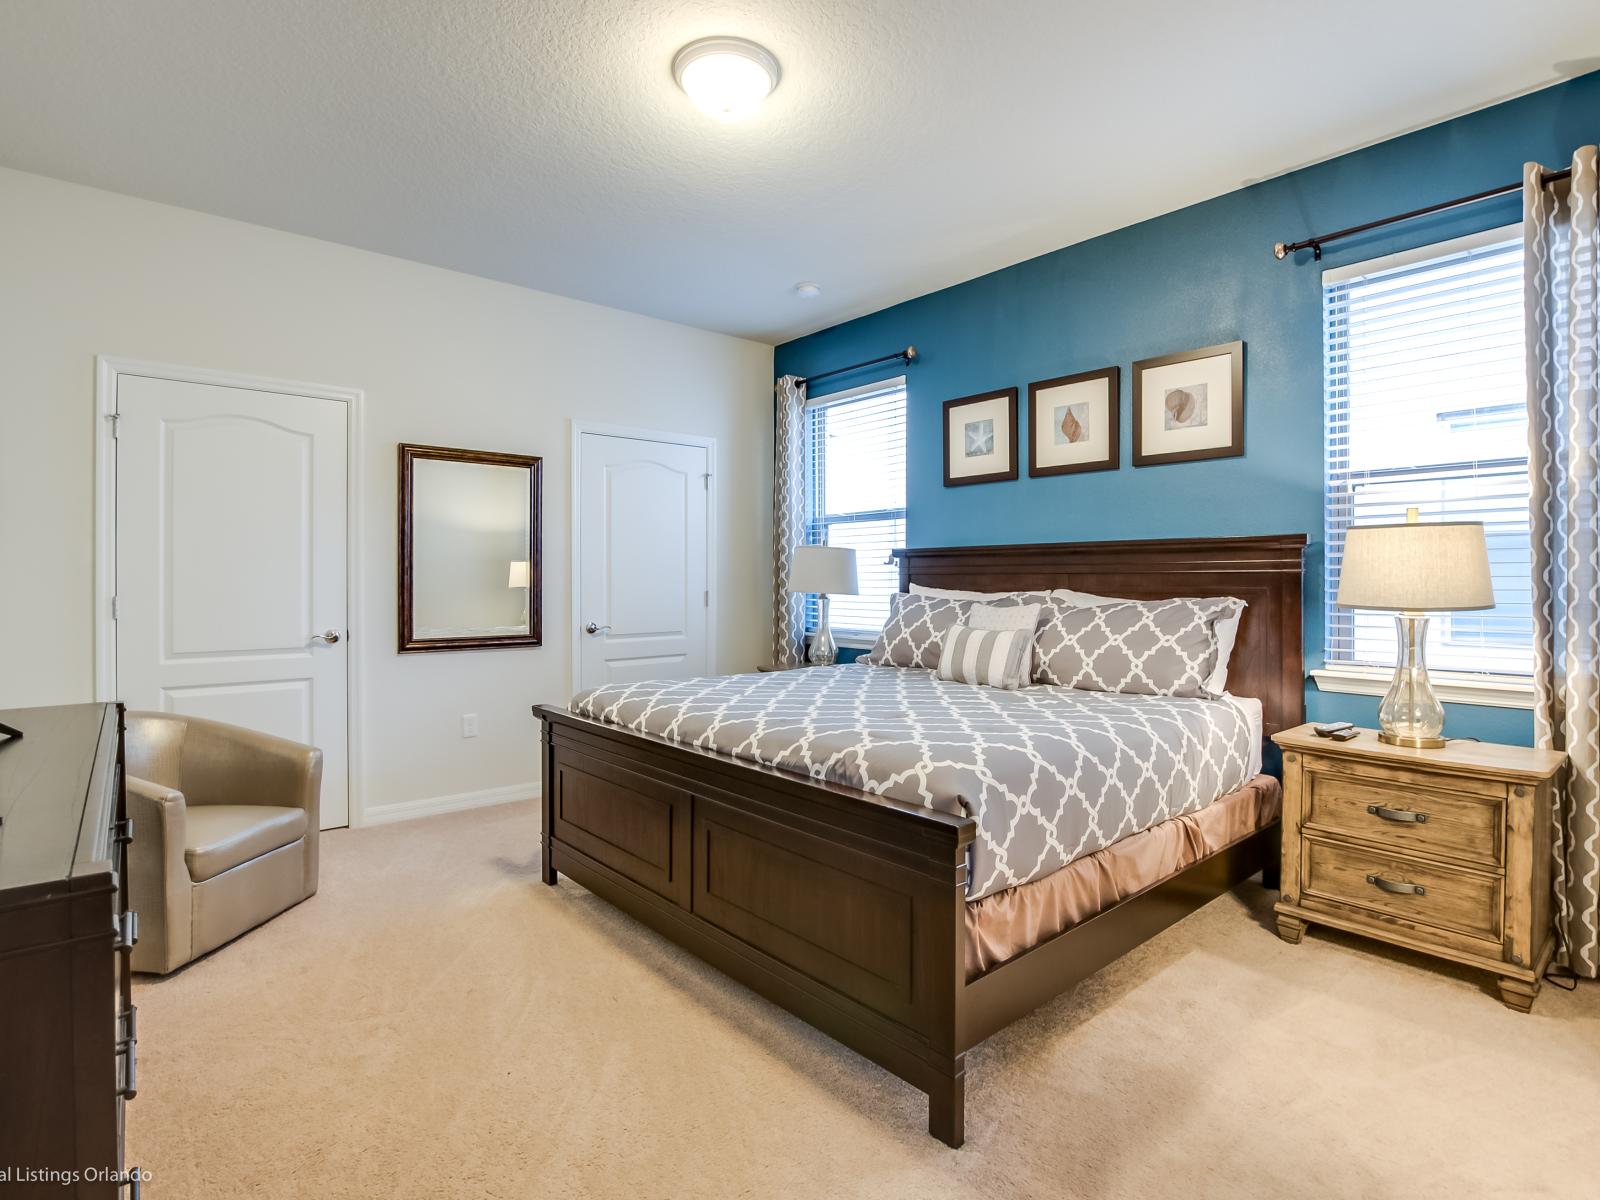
[1313,721,1354,737]
[1326,727,1359,741]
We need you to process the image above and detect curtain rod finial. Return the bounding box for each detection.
[1273,242,1288,260]
[904,346,919,363]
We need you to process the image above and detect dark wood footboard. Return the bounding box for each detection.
[540,707,975,1144]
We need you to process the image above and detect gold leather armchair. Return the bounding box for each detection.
[124,712,322,974]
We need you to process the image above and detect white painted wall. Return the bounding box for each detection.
[0,167,774,822]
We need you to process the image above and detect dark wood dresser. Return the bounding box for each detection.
[0,704,140,1197]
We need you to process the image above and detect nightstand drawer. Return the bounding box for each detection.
[1303,839,1502,943]
[1302,766,1503,867]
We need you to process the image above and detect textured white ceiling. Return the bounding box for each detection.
[2,1,1597,342]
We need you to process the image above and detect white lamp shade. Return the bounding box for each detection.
[508,560,530,588]
[1336,521,1494,611]
[788,545,859,595]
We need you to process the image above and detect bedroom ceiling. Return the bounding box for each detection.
[1,1,1596,343]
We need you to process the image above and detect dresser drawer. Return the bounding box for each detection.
[1302,839,1503,943]
[1302,764,1503,867]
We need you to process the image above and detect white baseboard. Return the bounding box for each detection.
[360,781,538,827]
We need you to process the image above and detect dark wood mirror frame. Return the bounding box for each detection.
[398,443,543,653]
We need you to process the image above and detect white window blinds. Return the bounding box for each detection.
[1323,227,1534,676]
[804,378,907,641]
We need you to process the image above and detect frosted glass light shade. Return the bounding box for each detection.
[672,37,781,121]
[1336,521,1493,612]
[789,545,858,596]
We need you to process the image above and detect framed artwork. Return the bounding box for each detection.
[1027,366,1120,477]
[1132,340,1244,466]
[943,388,1018,486]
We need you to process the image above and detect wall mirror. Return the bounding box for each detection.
[399,443,542,652]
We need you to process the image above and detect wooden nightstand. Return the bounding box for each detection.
[1272,725,1567,1012]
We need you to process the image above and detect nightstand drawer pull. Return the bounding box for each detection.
[1367,804,1428,824]
[1366,873,1425,897]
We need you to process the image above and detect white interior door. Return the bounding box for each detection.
[576,430,711,692]
[115,374,350,828]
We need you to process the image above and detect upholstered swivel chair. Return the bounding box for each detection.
[124,712,322,974]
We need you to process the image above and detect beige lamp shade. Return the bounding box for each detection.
[789,544,859,595]
[1336,521,1493,612]
[508,560,530,588]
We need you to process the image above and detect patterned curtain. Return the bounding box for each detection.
[772,375,808,667]
[1525,146,1599,978]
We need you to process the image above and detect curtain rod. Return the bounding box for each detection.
[799,345,918,387]
[1273,167,1573,262]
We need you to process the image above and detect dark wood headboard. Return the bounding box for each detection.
[895,534,1307,736]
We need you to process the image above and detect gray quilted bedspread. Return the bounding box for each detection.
[570,664,1254,900]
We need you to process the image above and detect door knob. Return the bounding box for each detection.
[584,622,611,636]
[311,630,341,644]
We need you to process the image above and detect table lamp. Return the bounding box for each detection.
[789,545,859,665]
[1334,509,1493,747]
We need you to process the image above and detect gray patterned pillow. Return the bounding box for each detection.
[1033,596,1245,698]
[863,591,1053,670]
[861,592,970,668]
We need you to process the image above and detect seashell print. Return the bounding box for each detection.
[1163,383,1209,430]
[1054,402,1091,444]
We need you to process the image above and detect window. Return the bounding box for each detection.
[1323,226,1533,679]
[803,377,907,643]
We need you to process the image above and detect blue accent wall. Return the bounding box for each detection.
[777,73,1600,747]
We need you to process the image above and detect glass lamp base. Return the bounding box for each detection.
[1376,613,1447,749]
[808,595,838,666]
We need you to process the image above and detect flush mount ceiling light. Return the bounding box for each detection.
[794,281,821,298]
[672,37,781,121]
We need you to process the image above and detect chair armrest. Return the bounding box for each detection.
[179,720,323,827]
[125,775,192,973]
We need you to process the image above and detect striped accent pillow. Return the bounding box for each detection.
[936,623,1033,690]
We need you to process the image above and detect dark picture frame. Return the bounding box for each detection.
[1132,340,1245,467]
[942,388,1019,487]
[1027,366,1120,477]
[398,443,543,653]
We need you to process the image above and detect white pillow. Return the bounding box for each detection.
[968,601,1042,684]
[912,583,1103,603]
[910,583,1018,601]
[1207,606,1245,695]
[1053,588,1126,607]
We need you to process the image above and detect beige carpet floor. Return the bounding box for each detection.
[129,800,1599,1199]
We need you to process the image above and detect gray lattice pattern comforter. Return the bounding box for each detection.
[570,664,1254,900]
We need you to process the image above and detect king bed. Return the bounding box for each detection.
[535,534,1306,1146]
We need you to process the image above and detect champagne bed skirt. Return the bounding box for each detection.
[965,774,1282,981]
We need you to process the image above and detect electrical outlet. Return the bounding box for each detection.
[461,713,479,738]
